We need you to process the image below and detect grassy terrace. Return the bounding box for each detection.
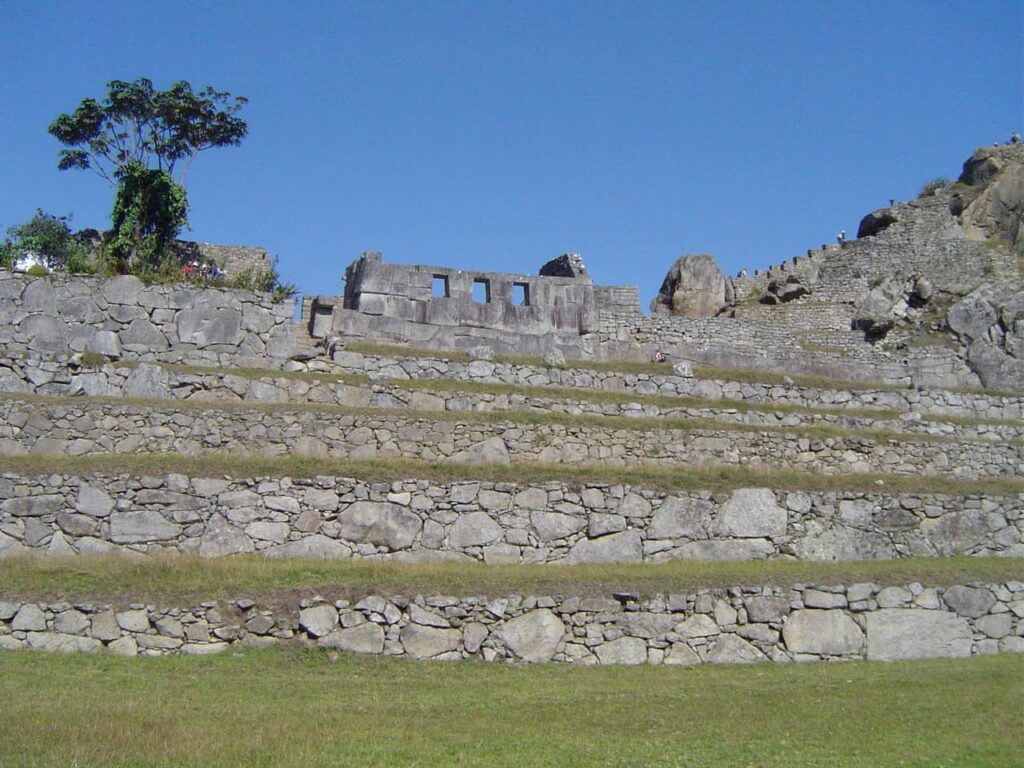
[6,391,1017,448]
[5,453,1024,497]
[150,361,1024,429]
[2,555,1020,604]
[0,649,1020,767]
[345,340,1024,398]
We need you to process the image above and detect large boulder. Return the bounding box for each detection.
[650,254,733,318]
[857,208,898,239]
[955,144,1024,247]
[538,253,591,281]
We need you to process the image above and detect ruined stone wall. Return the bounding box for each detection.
[1,581,1020,663]
[1,396,1019,477]
[1,472,1020,562]
[0,271,296,367]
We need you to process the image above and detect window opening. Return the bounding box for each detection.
[432,275,450,298]
[512,282,530,306]
[472,278,491,303]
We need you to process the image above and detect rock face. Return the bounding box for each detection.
[865,609,972,661]
[538,253,591,281]
[948,284,1024,391]
[650,254,734,318]
[857,208,899,239]
[955,143,1024,248]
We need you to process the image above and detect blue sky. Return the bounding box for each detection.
[1,1,1020,309]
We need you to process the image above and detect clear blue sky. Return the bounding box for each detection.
[1,1,1021,309]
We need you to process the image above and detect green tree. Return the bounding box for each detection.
[48,77,247,270]
[0,209,89,272]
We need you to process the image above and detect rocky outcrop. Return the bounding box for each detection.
[852,275,935,341]
[538,253,591,281]
[953,143,1024,247]
[948,284,1024,391]
[650,254,734,318]
[759,275,812,305]
[857,208,899,239]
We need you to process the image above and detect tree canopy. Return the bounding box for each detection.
[48,77,248,186]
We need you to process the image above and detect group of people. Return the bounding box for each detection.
[181,261,226,281]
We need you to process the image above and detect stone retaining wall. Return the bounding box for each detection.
[1,396,1018,478]
[2,472,1020,562]
[1,360,1018,442]
[0,271,296,367]
[2,581,1021,664]
[326,352,1024,421]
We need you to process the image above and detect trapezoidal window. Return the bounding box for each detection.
[432,274,450,298]
[472,278,491,303]
[512,282,530,306]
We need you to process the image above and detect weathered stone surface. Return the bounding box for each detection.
[497,609,564,663]
[716,489,787,539]
[336,502,422,550]
[12,604,47,631]
[595,636,647,665]
[109,510,181,543]
[942,586,996,618]
[116,609,151,633]
[530,510,586,542]
[26,632,103,653]
[566,530,642,564]
[783,610,864,656]
[648,497,711,539]
[300,604,338,638]
[449,436,510,465]
[650,254,733,318]
[122,362,172,398]
[198,514,255,557]
[319,623,385,654]
[706,635,768,664]
[266,535,352,559]
[448,511,503,548]
[76,484,114,517]
[400,624,461,659]
[865,609,972,661]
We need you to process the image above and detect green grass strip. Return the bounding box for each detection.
[1,555,1020,603]
[5,453,1023,497]
[0,650,1018,767]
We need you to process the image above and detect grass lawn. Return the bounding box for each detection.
[2,555,1020,605]
[0,648,1019,767]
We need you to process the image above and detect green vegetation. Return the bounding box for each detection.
[223,261,299,302]
[48,77,247,274]
[0,649,1019,767]
[0,209,91,272]
[5,453,1023,498]
[918,177,952,197]
[2,554,1020,604]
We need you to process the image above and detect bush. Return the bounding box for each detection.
[918,177,952,197]
[223,261,298,303]
[26,264,49,277]
[0,209,90,270]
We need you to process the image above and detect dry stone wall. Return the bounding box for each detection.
[326,351,1024,421]
[2,472,1021,562]
[1,396,1018,477]
[2,581,1021,664]
[0,359,1019,443]
[0,271,296,367]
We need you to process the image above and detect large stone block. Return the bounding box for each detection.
[400,624,461,659]
[716,489,787,539]
[448,511,503,548]
[336,502,422,550]
[176,308,244,347]
[865,609,972,661]
[566,530,642,564]
[319,623,385,654]
[497,609,564,663]
[530,510,586,542]
[108,511,182,543]
[648,497,711,539]
[782,610,864,656]
[595,636,648,665]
